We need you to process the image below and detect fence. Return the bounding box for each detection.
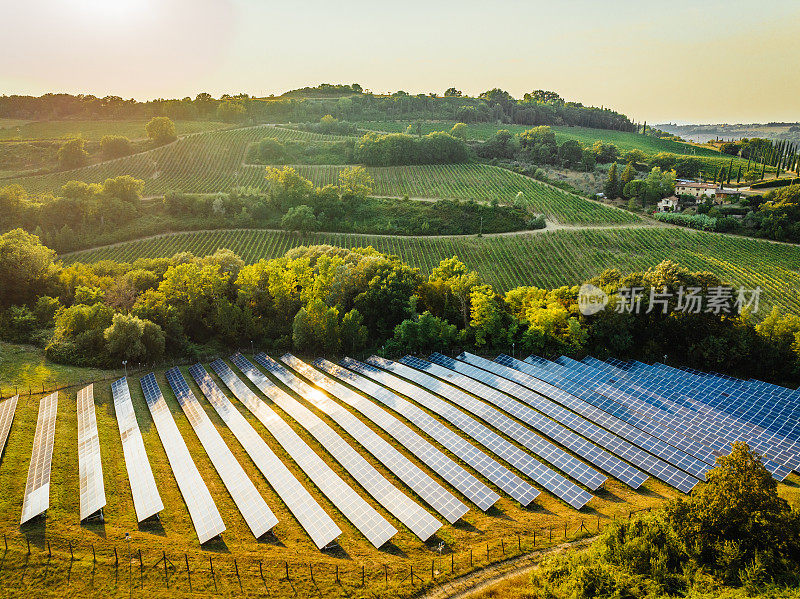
[0,512,646,597]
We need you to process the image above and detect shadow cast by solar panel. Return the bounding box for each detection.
[19,516,47,550]
[321,543,351,560]
[452,519,483,533]
[425,534,453,554]
[520,502,554,515]
[81,519,107,539]
[137,518,166,536]
[201,536,230,553]
[593,487,626,503]
[781,477,799,487]
[633,486,666,500]
[484,504,514,521]
[257,530,286,547]
[378,542,408,558]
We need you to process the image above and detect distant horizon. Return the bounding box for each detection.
[3,0,798,124]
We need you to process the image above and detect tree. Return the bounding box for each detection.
[643,166,676,204]
[391,311,458,353]
[623,149,647,164]
[666,442,800,581]
[281,205,317,233]
[469,284,511,348]
[102,175,145,203]
[449,122,467,140]
[623,179,648,202]
[57,138,89,169]
[0,229,60,310]
[338,166,373,199]
[519,126,557,164]
[620,162,635,190]
[104,313,165,362]
[146,116,177,145]
[258,138,285,162]
[292,298,341,353]
[443,87,462,97]
[592,141,619,164]
[558,140,584,168]
[604,162,619,198]
[216,100,247,123]
[340,309,368,352]
[100,135,133,158]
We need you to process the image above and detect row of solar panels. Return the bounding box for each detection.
[2,351,794,548]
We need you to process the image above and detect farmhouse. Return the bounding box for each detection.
[675,181,719,199]
[657,196,679,212]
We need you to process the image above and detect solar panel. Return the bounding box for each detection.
[489,355,701,493]
[111,378,163,522]
[425,354,649,489]
[21,392,58,524]
[77,384,106,522]
[140,373,225,544]
[318,358,501,511]
[285,354,493,512]
[396,356,594,509]
[0,395,19,465]
[235,353,441,542]
[552,356,796,476]
[200,360,388,547]
[165,368,278,539]
[340,358,540,507]
[588,360,800,472]
[365,356,571,507]
[514,356,720,475]
[270,354,467,524]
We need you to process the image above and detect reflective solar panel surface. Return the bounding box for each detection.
[243,353,441,541]
[427,353,648,490]
[165,368,278,539]
[0,395,19,465]
[111,378,163,522]
[554,356,796,476]
[283,353,478,519]
[398,356,593,509]
[21,392,58,524]
[319,357,500,511]
[140,373,225,544]
[195,360,342,549]
[489,355,700,493]
[345,357,540,507]
[77,384,106,521]
[366,356,567,507]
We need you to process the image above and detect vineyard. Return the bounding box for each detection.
[63,227,800,316]
[0,119,229,141]
[10,125,634,224]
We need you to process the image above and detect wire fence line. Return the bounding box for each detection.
[1,511,652,596]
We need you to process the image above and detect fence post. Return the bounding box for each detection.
[410,564,414,587]
[550,527,552,542]
[310,564,314,585]
[501,538,505,555]
[114,547,118,567]
[48,540,52,558]
[210,555,217,592]
[361,564,365,587]
[3,534,6,551]
[235,558,242,591]
[186,554,191,592]
[533,529,536,546]
[163,551,168,589]
[335,564,339,585]
[284,560,289,581]
[431,559,434,580]
[27,537,31,555]
[517,533,521,552]
[470,548,473,567]
[486,543,489,563]
[93,544,96,562]
[451,552,454,573]
[564,521,567,538]
[384,564,388,587]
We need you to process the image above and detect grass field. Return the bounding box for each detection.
[0,345,686,598]
[9,126,633,225]
[0,119,230,141]
[62,227,800,316]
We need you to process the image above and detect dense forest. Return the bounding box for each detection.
[0,86,635,131]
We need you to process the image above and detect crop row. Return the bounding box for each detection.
[63,227,800,316]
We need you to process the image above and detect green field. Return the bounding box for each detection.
[0,119,230,141]
[0,347,678,598]
[62,227,800,316]
[9,126,633,225]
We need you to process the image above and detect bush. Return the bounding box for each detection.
[355,131,470,166]
[100,135,133,158]
[57,138,89,169]
[146,116,177,145]
[653,212,718,231]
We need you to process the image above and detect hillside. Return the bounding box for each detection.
[62,226,800,316]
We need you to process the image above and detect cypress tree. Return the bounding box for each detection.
[736,164,742,184]
[620,161,635,190]
[604,162,619,198]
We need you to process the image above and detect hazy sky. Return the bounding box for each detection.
[2,0,799,124]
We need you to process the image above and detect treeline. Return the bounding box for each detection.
[3,235,800,385]
[526,443,800,599]
[354,129,471,166]
[0,87,634,132]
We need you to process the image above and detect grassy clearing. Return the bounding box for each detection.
[0,120,229,142]
[0,344,685,597]
[62,227,800,316]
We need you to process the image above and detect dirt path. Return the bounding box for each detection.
[421,537,592,599]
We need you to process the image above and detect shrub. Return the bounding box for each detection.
[100,135,133,158]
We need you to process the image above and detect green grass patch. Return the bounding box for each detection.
[0,120,230,142]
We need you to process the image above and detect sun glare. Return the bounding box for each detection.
[70,0,151,23]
